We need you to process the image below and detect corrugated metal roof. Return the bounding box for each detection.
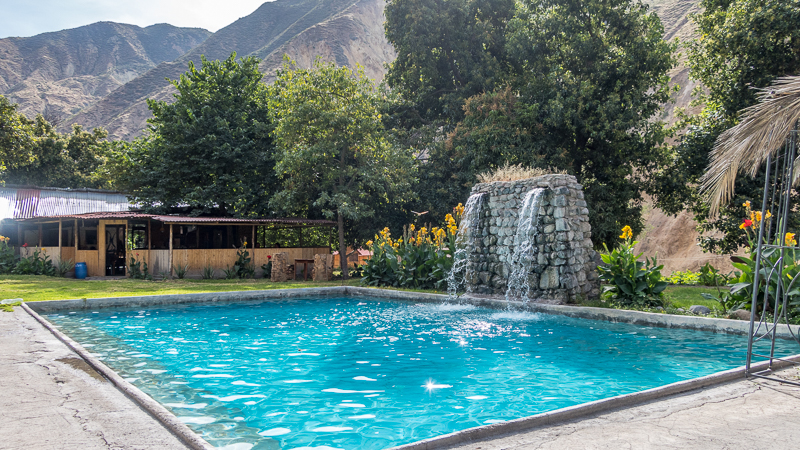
[18,211,336,226]
[0,187,130,220]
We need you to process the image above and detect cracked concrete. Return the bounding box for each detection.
[442,367,800,450]
[0,307,188,450]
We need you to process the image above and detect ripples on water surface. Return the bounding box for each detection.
[45,297,784,449]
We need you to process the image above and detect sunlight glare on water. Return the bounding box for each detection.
[45,297,787,449]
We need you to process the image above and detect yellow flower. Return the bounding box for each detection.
[619,225,633,239]
[366,240,373,246]
[754,211,762,223]
[410,224,415,231]
[743,201,751,208]
[739,222,747,230]
[786,232,797,246]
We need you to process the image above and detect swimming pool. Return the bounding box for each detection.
[44,297,783,449]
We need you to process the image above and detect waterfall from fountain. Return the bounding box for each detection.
[505,188,546,303]
[446,193,486,300]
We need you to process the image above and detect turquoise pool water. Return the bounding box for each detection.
[45,297,779,450]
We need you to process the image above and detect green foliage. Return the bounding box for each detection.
[12,248,56,276]
[173,263,190,279]
[598,230,668,307]
[222,265,238,280]
[665,270,701,285]
[113,53,278,217]
[363,214,458,289]
[234,246,255,279]
[128,256,150,280]
[0,95,113,188]
[0,237,14,274]
[651,0,800,251]
[261,260,272,279]
[202,265,215,280]
[55,259,75,278]
[384,0,514,124]
[268,58,416,279]
[698,262,732,286]
[389,0,676,248]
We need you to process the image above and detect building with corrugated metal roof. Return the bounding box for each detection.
[0,186,335,278]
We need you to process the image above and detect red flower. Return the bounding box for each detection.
[22,243,28,248]
[267,255,272,259]
[743,219,753,227]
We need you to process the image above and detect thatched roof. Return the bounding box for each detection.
[701,76,800,214]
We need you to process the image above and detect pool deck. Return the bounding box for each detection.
[0,307,188,450]
[3,290,800,449]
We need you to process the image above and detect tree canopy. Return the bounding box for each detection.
[651,0,800,253]
[389,0,676,247]
[269,59,415,278]
[114,53,278,217]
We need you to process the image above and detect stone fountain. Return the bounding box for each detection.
[449,174,600,304]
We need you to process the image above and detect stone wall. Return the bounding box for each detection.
[466,174,600,303]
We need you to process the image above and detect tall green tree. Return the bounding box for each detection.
[651,0,800,253]
[269,59,415,279]
[397,0,676,247]
[116,53,277,217]
[1,95,112,189]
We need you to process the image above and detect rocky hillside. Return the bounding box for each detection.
[0,22,210,123]
[66,0,396,141]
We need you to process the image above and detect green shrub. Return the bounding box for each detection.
[597,226,667,307]
[56,259,75,278]
[261,259,272,278]
[128,255,150,280]
[362,207,460,290]
[12,248,56,276]
[202,265,215,280]
[173,263,189,279]
[665,270,700,285]
[234,244,255,279]
[0,236,15,274]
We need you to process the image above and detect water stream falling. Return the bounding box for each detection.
[446,193,486,300]
[505,188,546,303]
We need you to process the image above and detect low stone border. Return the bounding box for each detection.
[21,303,216,450]
[387,353,800,450]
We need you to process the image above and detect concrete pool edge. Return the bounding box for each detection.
[26,285,800,339]
[387,353,800,450]
[20,302,216,450]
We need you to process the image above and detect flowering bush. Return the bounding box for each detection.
[362,204,463,289]
[12,247,56,276]
[0,235,14,274]
[597,226,667,307]
[719,200,800,319]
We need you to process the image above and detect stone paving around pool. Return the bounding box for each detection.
[441,367,800,450]
[2,301,800,450]
[0,307,187,450]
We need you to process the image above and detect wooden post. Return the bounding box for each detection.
[168,224,174,279]
[251,225,256,249]
[38,223,42,247]
[17,223,21,248]
[74,220,78,252]
[58,218,62,262]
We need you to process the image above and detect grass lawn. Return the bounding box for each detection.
[663,285,724,310]
[0,275,450,302]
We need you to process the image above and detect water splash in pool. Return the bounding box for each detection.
[446,193,486,301]
[505,188,545,304]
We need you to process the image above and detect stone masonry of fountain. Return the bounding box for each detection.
[465,174,600,303]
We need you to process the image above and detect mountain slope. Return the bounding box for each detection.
[66,0,395,140]
[0,22,210,122]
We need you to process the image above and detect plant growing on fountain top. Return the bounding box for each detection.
[362,204,462,289]
[597,226,667,307]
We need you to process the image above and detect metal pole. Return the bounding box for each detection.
[747,152,772,375]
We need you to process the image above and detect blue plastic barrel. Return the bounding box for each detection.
[75,262,87,280]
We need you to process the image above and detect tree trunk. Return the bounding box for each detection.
[338,210,348,281]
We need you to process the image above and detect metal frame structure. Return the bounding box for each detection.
[746,124,800,385]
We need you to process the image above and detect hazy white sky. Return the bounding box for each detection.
[0,0,270,38]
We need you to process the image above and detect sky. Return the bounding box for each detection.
[0,0,270,38]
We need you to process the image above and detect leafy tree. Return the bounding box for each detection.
[269,59,415,279]
[651,0,800,253]
[116,53,277,217]
[1,95,112,189]
[384,0,514,124]
[0,95,34,182]
[403,0,676,247]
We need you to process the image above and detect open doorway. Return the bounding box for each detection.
[105,225,126,276]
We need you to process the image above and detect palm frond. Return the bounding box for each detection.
[701,76,800,214]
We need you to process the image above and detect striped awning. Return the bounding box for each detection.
[0,187,131,220]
